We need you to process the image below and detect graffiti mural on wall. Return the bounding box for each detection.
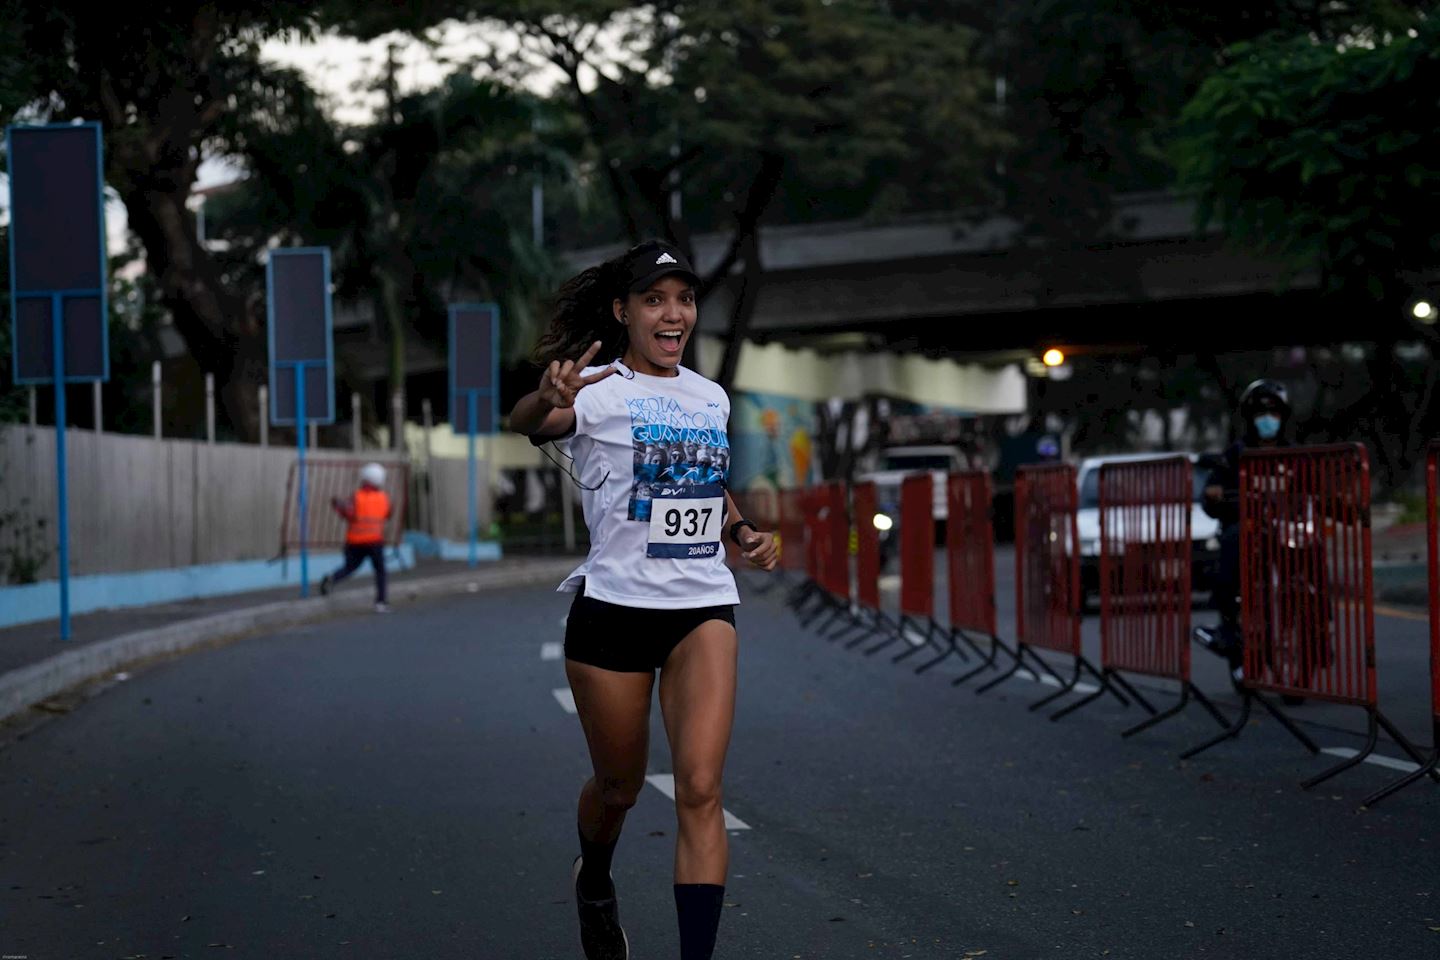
[728,391,816,493]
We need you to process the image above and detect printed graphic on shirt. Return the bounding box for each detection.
[627,394,730,522]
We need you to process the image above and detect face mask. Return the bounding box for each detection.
[1253,414,1282,440]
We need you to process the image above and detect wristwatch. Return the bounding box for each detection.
[728,519,759,546]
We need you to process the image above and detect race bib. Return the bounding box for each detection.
[647,483,726,559]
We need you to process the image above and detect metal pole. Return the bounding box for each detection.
[391,391,404,451]
[309,421,318,450]
[468,391,478,567]
[92,381,102,435]
[51,294,71,640]
[352,392,361,451]
[152,360,162,439]
[205,373,215,444]
[28,386,37,427]
[296,365,310,597]
[259,385,269,447]
[422,398,436,535]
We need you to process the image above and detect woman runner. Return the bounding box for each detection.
[510,239,778,960]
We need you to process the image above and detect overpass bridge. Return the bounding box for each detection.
[597,191,1327,361]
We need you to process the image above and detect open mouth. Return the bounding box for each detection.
[655,329,684,355]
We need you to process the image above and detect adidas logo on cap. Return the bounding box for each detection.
[655,252,678,265]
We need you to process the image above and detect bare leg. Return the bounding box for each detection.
[566,660,654,850]
[659,619,738,885]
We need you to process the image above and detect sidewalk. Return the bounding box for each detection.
[0,554,581,722]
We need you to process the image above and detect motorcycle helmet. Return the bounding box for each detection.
[1239,379,1289,441]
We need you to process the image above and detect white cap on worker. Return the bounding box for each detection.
[361,462,386,487]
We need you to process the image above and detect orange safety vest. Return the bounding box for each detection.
[347,488,390,545]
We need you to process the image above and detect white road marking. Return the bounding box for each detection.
[559,615,569,628]
[552,688,577,714]
[1015,668,1099,695]
[644,774,751,830]
[901,628,929,647]
[541,642,564,661]
[1320,747,1423,773]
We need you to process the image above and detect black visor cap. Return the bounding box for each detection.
[622,240,699,293]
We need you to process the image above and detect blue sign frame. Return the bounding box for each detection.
[448,302,500,435]
[7,122,110,385]
[448,302,500,566]
[266,246,336,427]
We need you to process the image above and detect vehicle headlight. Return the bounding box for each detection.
[872,513,894,532]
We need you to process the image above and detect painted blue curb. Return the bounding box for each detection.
[403,530,502,563]
[0,546,416,631]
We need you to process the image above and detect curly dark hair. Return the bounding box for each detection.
[532,250,632,368]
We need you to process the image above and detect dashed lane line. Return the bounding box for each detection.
[541,641,564,661]
[644,774,751,831]
[552,688,577,714]
[1320,747,1424,773]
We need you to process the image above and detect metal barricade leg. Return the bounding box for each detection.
[1364,721,1440,807]
[1304,708,1437,794]
[1045,659,1130,720]
[1122,682,1232,739]
[1181,689,1319,760]
[951,632,1022,686]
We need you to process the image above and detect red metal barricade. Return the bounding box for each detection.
[280,458,409,554]
[1092,456,1233,735]
[1186,442,1434,793]
[946,471,997,637]
[853,481,881,610]
[822,481,850,599]
[1238,444,1373,706]
[899,473,934,619]
[1355,440,1440,804]
[803,486,822,584]
[1014,463,1081,655]
[1099,457,1192,682]
[778,488,806,573]
[1430,440,1440,742]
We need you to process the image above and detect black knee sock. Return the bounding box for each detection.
[674,883,725,960]
[576,826,618,901]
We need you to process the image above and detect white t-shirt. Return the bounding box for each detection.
[552,363,739,609]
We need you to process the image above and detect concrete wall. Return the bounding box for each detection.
[0,425,411,583]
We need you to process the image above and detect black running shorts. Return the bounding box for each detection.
[563,590,736,673]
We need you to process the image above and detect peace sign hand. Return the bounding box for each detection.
[538,341,616,409]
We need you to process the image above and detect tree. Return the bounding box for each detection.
[1172,12,1438,304]
[204,68,568,440]
[0,4,327,440]
[1170,10,1439,486]
[340,2,1001,387]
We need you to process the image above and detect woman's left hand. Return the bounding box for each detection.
[740,530,779,572]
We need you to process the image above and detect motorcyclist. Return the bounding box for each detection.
[1192,379,1291,683]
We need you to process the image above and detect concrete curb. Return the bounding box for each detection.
[0,558,578,723]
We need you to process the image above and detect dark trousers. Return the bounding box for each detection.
[331,543,386,603]
[1212,523,1240,628]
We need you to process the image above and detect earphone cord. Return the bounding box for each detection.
[538,441,610,492]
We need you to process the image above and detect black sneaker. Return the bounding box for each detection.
[318,574,333,597]
[1193,624,1238,659]
[572,856,628,960]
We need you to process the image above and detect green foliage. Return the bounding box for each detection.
[0,498,49,584]
[1171,14,1440,301]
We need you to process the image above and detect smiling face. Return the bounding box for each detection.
[614,274,697,377]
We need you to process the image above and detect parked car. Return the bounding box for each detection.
[856,445,970,567]
[1074,453,1222,609]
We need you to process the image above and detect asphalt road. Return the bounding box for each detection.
[2,573,1437,959]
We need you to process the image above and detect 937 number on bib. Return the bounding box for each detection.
[646,483,725,559]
